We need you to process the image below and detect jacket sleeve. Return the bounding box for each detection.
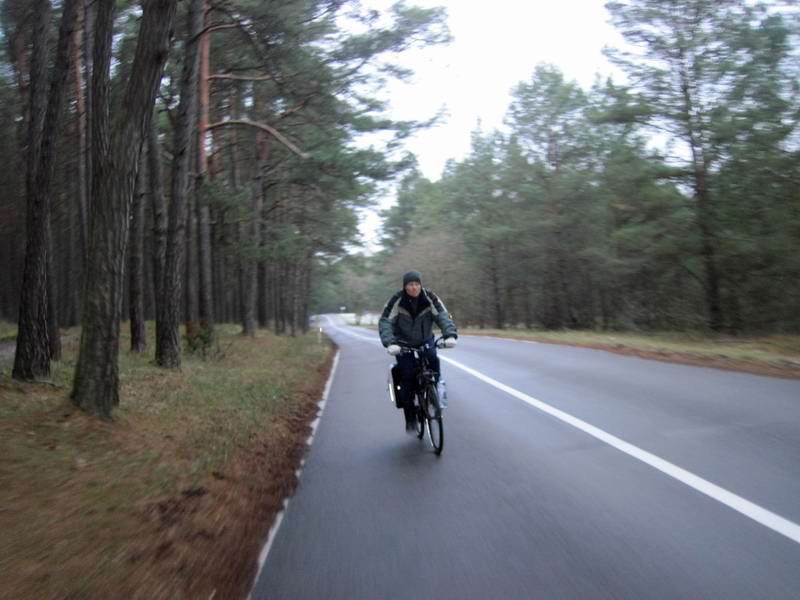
[427,290,458,339]
[378,292,401,347]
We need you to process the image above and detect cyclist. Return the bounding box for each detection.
[379,271,458,431]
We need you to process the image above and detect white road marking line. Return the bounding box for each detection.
[462,334,539,345]
[440,354,800,546]
[323,319,379,343]
[247,351,341,599]
[322,320,800,544]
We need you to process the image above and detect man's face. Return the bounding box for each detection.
[404,281,421,298]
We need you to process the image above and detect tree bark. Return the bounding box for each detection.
[195,2,215,333]
[211,209,225,323]
[129,153,147,353]
[66,154,81,326]
[695,173,723,332]
[14,0,79,379]
[148,111,167,309]
[678,55,723,332]
[196,183,214,331]
[242,128,268,336]
[197,0,210,175]
[300,257,312,334]
[242,185,260,336]
[156,0,203,368]
[184,186,199,325]
[46,215,61,361]
[257,260,268,327]
[73,0,89,258]
[13,0,52,379]
[488,245,504,329]
[82,0,94,224]
[271,263,280,334]
[289,264,298,337]
[72,0,178,418]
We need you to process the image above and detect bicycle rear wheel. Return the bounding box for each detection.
[424,384,443,455]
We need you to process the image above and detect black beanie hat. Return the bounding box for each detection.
[403,270,422,287]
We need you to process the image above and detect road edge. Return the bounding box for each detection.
[246,348,341,600]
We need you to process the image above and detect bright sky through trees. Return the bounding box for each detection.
[357,0,625,248]
[364,0,625,180]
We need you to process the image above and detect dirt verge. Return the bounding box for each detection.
[0,328,336,600]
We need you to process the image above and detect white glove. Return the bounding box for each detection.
[444,338,457,349]
[387,344,402,356]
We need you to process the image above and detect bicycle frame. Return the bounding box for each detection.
[398,337,443,396]
[398,336,446,454]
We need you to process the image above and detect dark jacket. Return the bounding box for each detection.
[379,287,458,347]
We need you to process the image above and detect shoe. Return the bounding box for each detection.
[405,414,418,433]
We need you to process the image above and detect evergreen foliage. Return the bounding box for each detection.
[350,1,799,333]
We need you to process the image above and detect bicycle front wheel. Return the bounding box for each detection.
[415,393,425,439]
[424,384,443,455]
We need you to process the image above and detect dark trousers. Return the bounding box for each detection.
[395,341,440,421]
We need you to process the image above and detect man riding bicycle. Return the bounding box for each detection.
[379,271,458,431]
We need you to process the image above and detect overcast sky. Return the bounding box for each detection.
[355,0,626,249]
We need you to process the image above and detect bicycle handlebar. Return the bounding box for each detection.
[397,336,447,353]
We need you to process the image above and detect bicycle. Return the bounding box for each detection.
[398,336,448,455]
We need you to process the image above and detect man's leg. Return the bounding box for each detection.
[395,353,417,428]
[423,344,440,381]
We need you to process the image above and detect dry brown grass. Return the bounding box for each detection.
[0,324,334,600]
[461,328,800,379]
[0,320,16,342]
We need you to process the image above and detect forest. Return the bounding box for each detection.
[1,0,799,418]
[318,1,800,336]
[0,0,448,417]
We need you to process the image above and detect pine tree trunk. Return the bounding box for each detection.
[195,17,214,334]
[129,155,147,353]
[67,159,81,326]
[300,258,312,334]
[488,245,504,329]
[696,180,723,332]
[242,131,267,336]
[241,185,260,336]
[196,192,214,331]
[73,0,89,258]
[280,262,289,335]
[148,112,167,309]
[155,0,203,368]
[678,59,724,332]
[46,215,61,361]
[212,209,225,323]
[15,0,78,379]
[184,189,199,325]
[271,263,280,335]
[82,0,93,221]
[254,99,268,330]
[197,0,210,175]
[13,0,51,380]
[258,260,268,327]
[72,0,178,418]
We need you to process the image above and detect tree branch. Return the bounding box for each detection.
[206,119,310,159]
[208,73,274,82]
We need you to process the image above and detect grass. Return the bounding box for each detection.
[0,322,334,600]
[0,319,16,342]
[460,328,800,377]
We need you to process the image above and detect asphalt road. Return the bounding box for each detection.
[250,316,800,600]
